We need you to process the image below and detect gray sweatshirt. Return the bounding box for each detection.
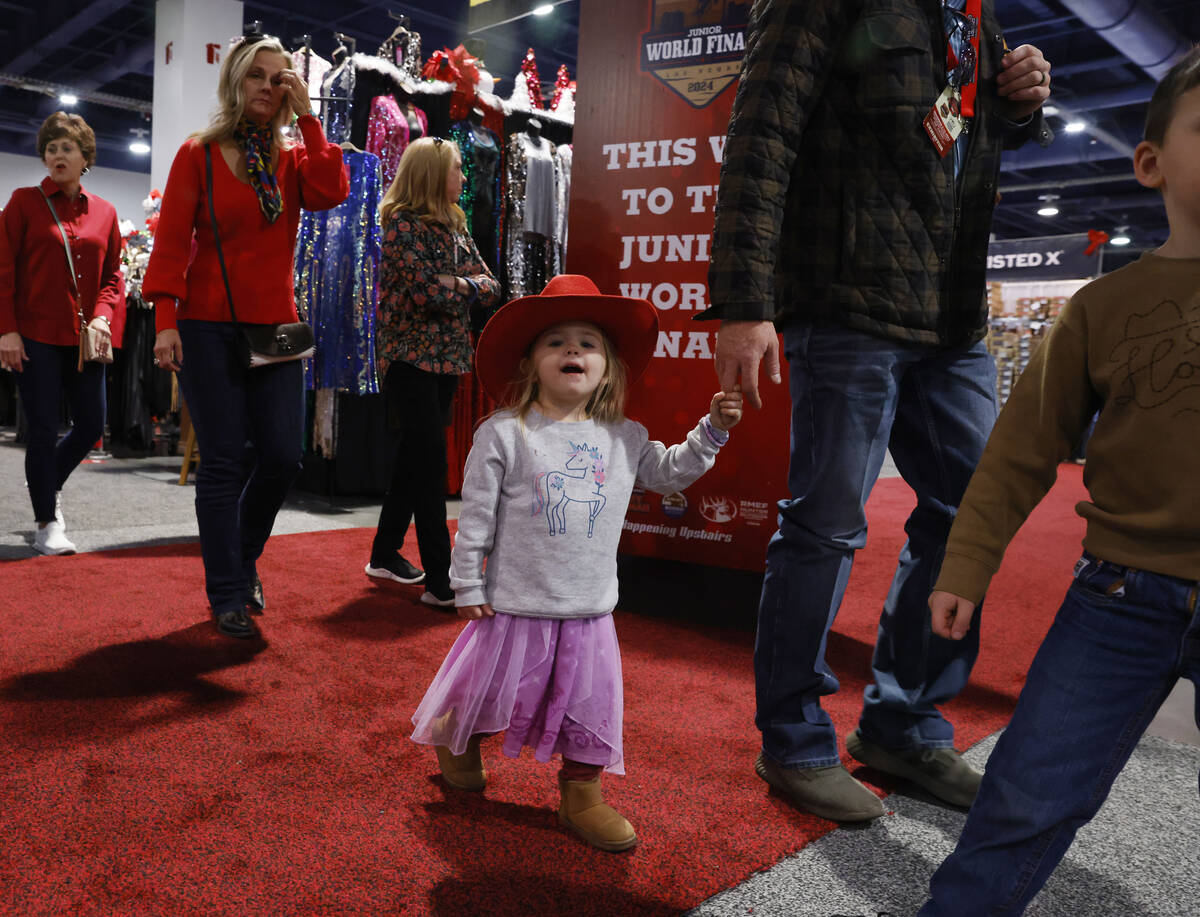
[450,409,727,618]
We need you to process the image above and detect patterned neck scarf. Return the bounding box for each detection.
[233,118,282,224]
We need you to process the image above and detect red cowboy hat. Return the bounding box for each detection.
[475,274,659,403]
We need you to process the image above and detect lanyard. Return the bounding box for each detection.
[945,0,982,117]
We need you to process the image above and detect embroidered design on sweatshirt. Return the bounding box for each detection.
[1108,298,1200,416]
[531,441,607,537]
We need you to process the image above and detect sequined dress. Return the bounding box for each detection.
[294,150,383,396]
[449,120,502,275]
[320,60,355,145]
[365,96,428,189]
[504,132,559,299]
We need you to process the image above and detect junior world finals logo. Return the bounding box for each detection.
[640,0,750,108]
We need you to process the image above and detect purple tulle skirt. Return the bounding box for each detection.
[410,612,625,774]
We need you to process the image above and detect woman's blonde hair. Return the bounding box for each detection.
[505,323,628,425]
[379,137,467,232]
[193,36,296,148]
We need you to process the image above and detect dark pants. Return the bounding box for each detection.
[920,556,1200,915]
[371,361,458,593]
[757,322,998,767]
[176,320,304,616]
[14,338,106,522]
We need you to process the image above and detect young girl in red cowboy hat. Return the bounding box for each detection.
[410,274,742,852]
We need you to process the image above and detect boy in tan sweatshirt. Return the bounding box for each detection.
[918,45,1200,917]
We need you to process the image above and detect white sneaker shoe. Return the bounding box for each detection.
[34,520,76,555]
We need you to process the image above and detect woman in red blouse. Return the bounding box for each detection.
[0,111,123,556]
[145,33,349,639]
[365,137,500,605]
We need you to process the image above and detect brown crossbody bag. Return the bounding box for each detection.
[37,185,111,370]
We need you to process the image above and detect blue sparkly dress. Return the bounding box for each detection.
[295,150,383,396]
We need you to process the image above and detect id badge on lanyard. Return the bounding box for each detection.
[924,0,981,158]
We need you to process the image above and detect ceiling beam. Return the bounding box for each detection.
[3,0,137,77]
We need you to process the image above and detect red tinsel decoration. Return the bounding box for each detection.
[521,48,543,110]
[1084,229,1109,256]
[550,64,571,111]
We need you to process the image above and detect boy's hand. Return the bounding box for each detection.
[929,590,977,640]
[458,603,495,620]
[709,389,744,431]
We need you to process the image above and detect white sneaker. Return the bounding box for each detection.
[34,520,76,555]
[420,589,455,608]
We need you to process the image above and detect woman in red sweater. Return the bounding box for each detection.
[145,33,349,639]
[0,112,124,556]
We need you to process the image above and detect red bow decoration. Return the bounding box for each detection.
[422,45,481,120]
[1084,229,1109,256]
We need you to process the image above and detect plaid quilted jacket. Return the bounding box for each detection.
[705,0,1053,347]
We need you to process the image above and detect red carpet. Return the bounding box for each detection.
[0,467,1087,915]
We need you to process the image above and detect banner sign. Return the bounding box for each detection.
[986,233,1099,281]
[571,0,787,572]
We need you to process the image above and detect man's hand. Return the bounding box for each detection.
[929,590,977,641]
[714,320,780,410]
[997,44,1051,122]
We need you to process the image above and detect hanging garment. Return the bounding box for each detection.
[449,120,502,274]
[553,144,573,275]
[295,150,383,396]
[504,132,558,299]
[365,96,428,189]
[378,28,423,84]
[320,60,356,144]
[295,49,332,117]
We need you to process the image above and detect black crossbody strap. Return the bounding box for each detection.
[205,143,242,328]
[37,186,80,299]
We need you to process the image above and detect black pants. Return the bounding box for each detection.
[371,361,459,592]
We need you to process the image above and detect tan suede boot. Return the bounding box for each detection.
[432,711,486,791]
[557,772,638,852]
[435,735,486,791]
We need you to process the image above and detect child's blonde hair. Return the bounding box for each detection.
[505,323,629,425]
[380,137,467,231]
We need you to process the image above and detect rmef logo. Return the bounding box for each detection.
[698,495,737,524]
[640,0,750,108]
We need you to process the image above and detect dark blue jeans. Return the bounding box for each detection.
[13,338,106,522]
[176,320,304,616]
[756,322,997,767]
[920,555,1200,916]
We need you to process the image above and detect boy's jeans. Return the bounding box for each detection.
[920,554,1200,916]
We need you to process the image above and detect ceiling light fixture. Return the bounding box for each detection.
[59,92,78,106]
[1037,205,1060,217]
[1042,104,1059,117]
[1110,225,1131,246]
[1064,120,1087,133]
[129,127,150,155]
[532,3,554,14]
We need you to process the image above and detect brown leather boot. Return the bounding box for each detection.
[557,772,638,852]
[435,735,486,791]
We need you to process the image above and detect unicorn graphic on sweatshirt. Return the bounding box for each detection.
[531,441,607,537]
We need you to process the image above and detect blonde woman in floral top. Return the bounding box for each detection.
[366,137,500,605]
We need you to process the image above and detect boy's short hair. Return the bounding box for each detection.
[1144,44,1200,145]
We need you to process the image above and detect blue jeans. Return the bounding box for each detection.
[756,322,997,767]
[176,321,304,616]
[920,555,1200,916]
[13,338,106,522]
